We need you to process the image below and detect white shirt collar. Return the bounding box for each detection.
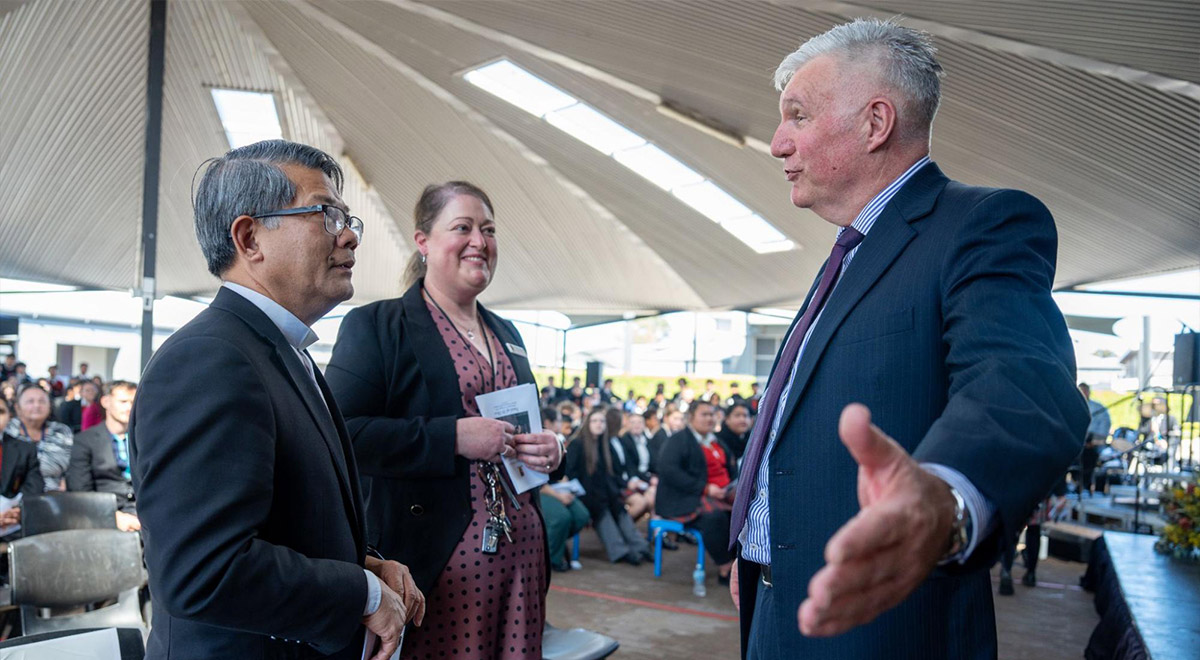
[222,282,319,351]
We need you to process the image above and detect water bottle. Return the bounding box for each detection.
[692,564,707,597]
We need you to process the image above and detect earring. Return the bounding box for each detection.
[420,253,427,264]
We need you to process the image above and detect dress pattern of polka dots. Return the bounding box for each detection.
[403,300,546,659]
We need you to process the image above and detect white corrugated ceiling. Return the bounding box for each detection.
[0,0,1196,313]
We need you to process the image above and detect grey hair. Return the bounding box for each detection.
[774,17,943,140]
[193,139,344,276]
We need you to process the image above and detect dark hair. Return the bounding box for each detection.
[193,139,344,277]
[687,399,715,417]
[541,406,560,425]
[574,409,612,476]
[403,181,494,289]
[15,383,48,402]
[726,402,751,417]
[104,380,138,396]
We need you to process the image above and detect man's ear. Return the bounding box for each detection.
[230,215,265,265]
[864,97,898,153]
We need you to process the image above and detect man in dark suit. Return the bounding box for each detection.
[728,19,1089,659]
[130,140,422,660]
[67,380,140,531]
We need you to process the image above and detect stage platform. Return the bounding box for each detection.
[1083,531,1200,660]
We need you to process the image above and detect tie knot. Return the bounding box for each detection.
[835,226,865,250]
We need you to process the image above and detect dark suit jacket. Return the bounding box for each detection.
[66,424,136,513]
[656,429,737,519]
[0,433,44,500]
[130,287,368,660]
[55,399,83,434]
[620,431,656,480]
[737,163,1089,659]
[325,281,558,597]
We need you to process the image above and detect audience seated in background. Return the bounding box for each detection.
[716,402,753,460]
[604,407,651,520]
[564,408,651,566]
[0,402,45,537]
[7,384,73,492]
[66,380,139,532]
[538,407,590,572]
[655,400,737,584]
[55,381,98,434]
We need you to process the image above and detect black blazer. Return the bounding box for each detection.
[736,163,1089,658]
[66,424,136,513]
[562,435,625,522]
[620,431,656,480]
[130,287,369,660]
[0,433,44,500]
[326,281,558,597]
[716,426,750,460]
[656,429,736,519]
[55,399,83,434]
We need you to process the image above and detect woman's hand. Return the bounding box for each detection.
[705,483,726,499]
[512,431,561,473]
[455,417,516,462]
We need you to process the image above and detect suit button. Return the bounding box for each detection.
[410,505,424,516]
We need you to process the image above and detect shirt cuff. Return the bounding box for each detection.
[920,463,995,564]
[363,569,382,616]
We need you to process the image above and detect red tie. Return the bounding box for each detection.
[729,226,865,545]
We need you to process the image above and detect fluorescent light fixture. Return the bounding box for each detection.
[612,144,703,191]
[721,215,794,253]
[672,181,753,222]
[463,60,575,117]
[545,104,645,155]
[210,89,283,149]
[462,59,796,253]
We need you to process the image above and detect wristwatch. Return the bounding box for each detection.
[942,486,972,561]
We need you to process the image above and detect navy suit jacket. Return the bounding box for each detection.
[738,163,1089,659]
[130,288,369,660]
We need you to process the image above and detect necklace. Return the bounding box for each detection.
[423,287,495,391]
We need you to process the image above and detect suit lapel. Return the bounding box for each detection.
[400,283,467,417]
[210,289,360,533]
[312,360,366,554]
[480,306,535,386]
[773,163,947,441]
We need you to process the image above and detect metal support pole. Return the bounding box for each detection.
[560,328,567,386]
[139,0,167,373]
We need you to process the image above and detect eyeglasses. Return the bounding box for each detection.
[252,204,364,242]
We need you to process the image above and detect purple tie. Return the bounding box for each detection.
[729,226,865,545]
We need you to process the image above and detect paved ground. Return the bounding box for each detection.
[545,528,1097,658]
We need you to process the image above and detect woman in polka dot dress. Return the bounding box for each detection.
[327,182,565,659]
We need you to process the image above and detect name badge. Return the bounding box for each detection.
[505,343,527,358]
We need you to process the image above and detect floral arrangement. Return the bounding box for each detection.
[1155,481,1200,562]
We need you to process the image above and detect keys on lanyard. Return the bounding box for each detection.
[480,462,515,555]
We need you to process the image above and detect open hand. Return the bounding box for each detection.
[798,404,956,637]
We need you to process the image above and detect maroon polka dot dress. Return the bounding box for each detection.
[402,299,546,659]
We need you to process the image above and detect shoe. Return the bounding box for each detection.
[551,561,571,573]
[661,537,680,551]
[677,533,697,545]
[998,569,1014,596]
[622,552,642,566]
[717,573,731,586]
[1022,570,1037,587]
[640,548,654,562]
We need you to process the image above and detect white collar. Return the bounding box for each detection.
[222,282,319,350]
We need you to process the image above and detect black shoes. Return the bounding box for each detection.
[998,569,1014,596]
[621,552,643,566]
[1022,570,1037,587]
[551,560,572,572]
[661,537,680,551]
[717,573,731,586]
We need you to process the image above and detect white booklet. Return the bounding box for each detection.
[475,383,550,494]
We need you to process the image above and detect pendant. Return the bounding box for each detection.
[467,329,476,340]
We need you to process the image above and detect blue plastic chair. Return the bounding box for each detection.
[646,518,705,578]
